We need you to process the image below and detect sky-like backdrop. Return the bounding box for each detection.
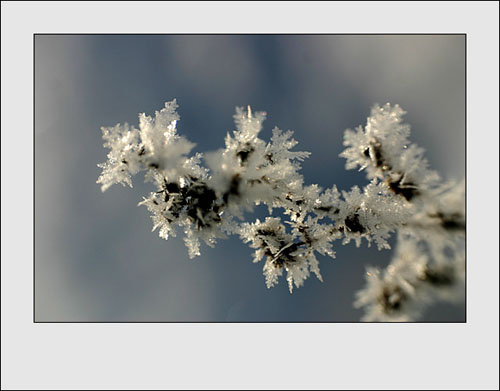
[35,35,465,321]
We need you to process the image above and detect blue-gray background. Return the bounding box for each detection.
[35,35,465,322]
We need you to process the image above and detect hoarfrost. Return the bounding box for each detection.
[97,100,465,320]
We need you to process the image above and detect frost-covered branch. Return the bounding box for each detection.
[97,100,465,321]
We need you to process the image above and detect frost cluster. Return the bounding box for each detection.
[97,100,465,321]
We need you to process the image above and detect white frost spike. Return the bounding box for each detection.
[96,123,141,192]
[138,100,195,176]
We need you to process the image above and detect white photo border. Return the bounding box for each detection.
[2,2,498,389]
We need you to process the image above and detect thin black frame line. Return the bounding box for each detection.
[33,321,462,324]
[33,33,36,324]
[464,34,467,323]
[33,34,467,324]
[33,33,467,36]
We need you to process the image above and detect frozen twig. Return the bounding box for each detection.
[97,100,465,320]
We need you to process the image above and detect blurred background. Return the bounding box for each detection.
[34,35,465,322]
